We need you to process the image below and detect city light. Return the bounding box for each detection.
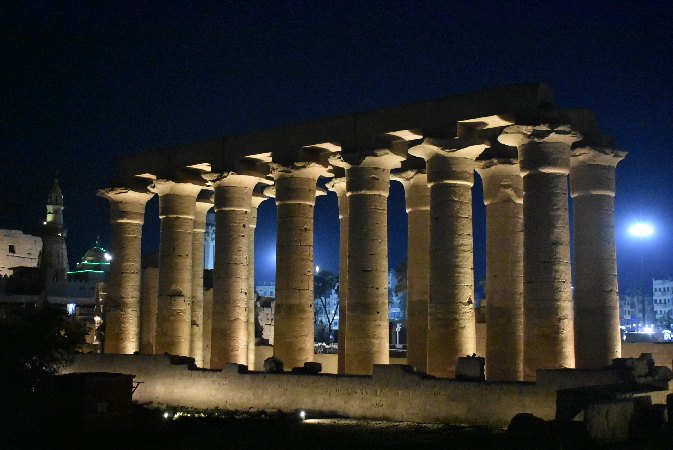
[299,410,306,420]
[315,265,320,274]
[628,222,654,238]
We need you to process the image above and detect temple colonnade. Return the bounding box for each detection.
[97,84,626,380]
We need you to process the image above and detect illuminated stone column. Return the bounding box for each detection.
[475,159,524,381]
[210,174,263,368]
[499,124,581,379]
[410,138,487,378]
[150,180,202,357]
[97,187,153,354]
[394,170,430,373]
[571,146,626,368]
[333,150,403,375]
[326,177,349,374]
[247,192,267,369]
[191,191,213,367]
[270,163,328,370]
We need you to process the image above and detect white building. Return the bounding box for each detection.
[653,279,673,322]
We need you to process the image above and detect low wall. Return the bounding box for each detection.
[253,347,406,374]
[63,354,557,426]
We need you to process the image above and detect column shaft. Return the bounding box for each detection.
[500,126,580,380]
[247,195,265,369]
[428,180,475,377]
[273,175,318,370]
[410,139,485,378]
[212,182,254,367]
[327,178,349,374]
[191,197,212,367]
[522,168,574,377]
[477,161,523,381]
[571,151,625,368]
[399,173,430,373]
[346,166,391,375]
[97,188,152,354]
[153,183,201,356]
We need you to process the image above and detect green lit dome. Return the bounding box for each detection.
[75,236,112,272]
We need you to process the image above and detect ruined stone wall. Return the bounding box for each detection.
[63,354,556,426]
[0,230,42,276]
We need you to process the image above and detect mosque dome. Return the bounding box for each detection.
[75,236,112,271]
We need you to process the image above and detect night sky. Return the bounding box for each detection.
[1,1,671,297]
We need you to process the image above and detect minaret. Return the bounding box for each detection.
[40,178,69,291]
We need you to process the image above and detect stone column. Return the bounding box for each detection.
[210,174,262,368]
[247,193,267,369]
[410,138,487,378]
[96,187,153,354]
[191,192,213,367]
[394,170,430,373]
[571,146,626,369]
[333,150,403,375]
[475,159,524,381]
[499,124,581,380]
[326,177,349,374]
[150,180,202,357]
[270,163,328,370]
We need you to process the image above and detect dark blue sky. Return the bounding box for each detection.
[1,1,671,296]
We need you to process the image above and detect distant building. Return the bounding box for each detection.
[256,281,276,298]
[653,279,673,323]
[619,291,655,327]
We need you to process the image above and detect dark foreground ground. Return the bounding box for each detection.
[3,405,673,450]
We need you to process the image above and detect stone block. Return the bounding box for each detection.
[639,353,655,373]
[652,366,673,382]
[584,398,635,444]
[456,355,485,381]
[303,362,322,374]
[263,356,284,373]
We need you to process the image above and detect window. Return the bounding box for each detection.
[8,244,15,254]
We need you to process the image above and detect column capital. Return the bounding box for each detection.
[475,159,523,205]
[409,137,488,161]
[392,170,430,212]
[325,177,347,197]
[193,191,214,232]
[207,172,270,212]
[97,187,154,224]
[330,148,405,171]
[499,124,581,176]
[409,138,487,187]
[326,177,348,219]
[570,146,627,168]
[97,186,154,205]
[498,124,583,148]
[148,179,204,197]
[570,147,627,198]
[205,171,270,190]
[270,161,331,181]
[251,191,269,209]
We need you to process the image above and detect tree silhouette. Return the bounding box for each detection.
[314,270,339,342]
